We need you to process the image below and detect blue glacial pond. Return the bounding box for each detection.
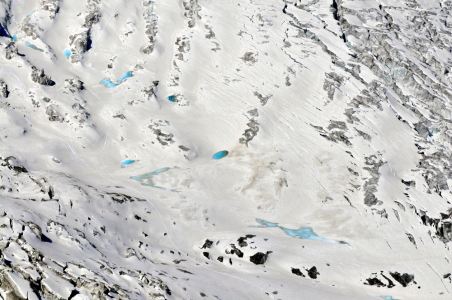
[130,168,178,192]
[167,95,177,102]
[381,297,397,300]
[11,35,18,41]
[118,71,133,83]
[63,49,71,57]
[212,150,229,160]
[99,79,118,88]
[254,219,347,244]
[121,159,136,167]
[100,71,133,87]
[25,42,44,52]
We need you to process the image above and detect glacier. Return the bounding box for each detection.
[0,0,451,299]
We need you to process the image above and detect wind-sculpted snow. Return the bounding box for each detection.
[0,0,452,299]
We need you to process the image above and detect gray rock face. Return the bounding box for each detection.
[142,1,158,54]
[183,0,201,28]
[21,18,38,39]
[0,157,172,300]
[31,67,55,86]
[69,31,92,63]
[363,155,385,206]
[0,79,9,98]
[253,92,272,106]
[84,10,101,27]
[5,42,18,60]
[329,0,452,199]
[45,105,64,122]
[306,266,319,279]
[65,78,84,93]
[249,251,271,265]
[240,109,260,146]
[40,0,60,14]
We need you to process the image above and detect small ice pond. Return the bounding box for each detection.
[254,219,347,244]
[130,168,178,192]
[100,71,133,88]
[212,150,228,160]
[121,159,136,167]
[118,71,133,83]
[25,42,44,52]
[100,79,118,88]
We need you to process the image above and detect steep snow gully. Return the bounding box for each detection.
[1,0,452,299]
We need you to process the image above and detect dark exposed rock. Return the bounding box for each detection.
[69,30,92,63]
[45,105,64,122]
[306,266,319,279]
[328,121,347,131]
[249,251,271,265]
[239,119,259,146]
[237,234,255,247]
[201,239,213,249]
[0,79,9,98]
[31,67,55,86]
[65,78,84,93]
[389,272,415,287]
[142,81,159,99]
[40,233,52,243]
[113,114,126,119]
[323,72,344,100]
[107,192,145,203]
[365,277,386,287]
[2,156,28,173]
[363,155,385,206]
[241,52,257,65]
[84,10,101,27]
[417,210,452,243]
[254,92,272,106]
[230,245,243,258]
[401,179,415,187]
[322,131,352,146]
[240,109,260,146]
[175,37,190,54]
[355,128,372,141]
[41,0,61,15]
[183,0,201,28]
[291,268,305,277]
[142,1,158,53]
[380,272,395,288]
[406,233,417,247]
[5,42,18,60]
[205,25,215,39]
[203,252,210,259]
[153,129,175,146]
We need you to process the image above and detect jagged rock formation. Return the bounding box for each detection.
[0,79,8,98]
[68,31,92,63]
[142,1,158,54]
[31,67,55,86]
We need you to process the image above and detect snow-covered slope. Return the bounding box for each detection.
[0,0,452,299]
